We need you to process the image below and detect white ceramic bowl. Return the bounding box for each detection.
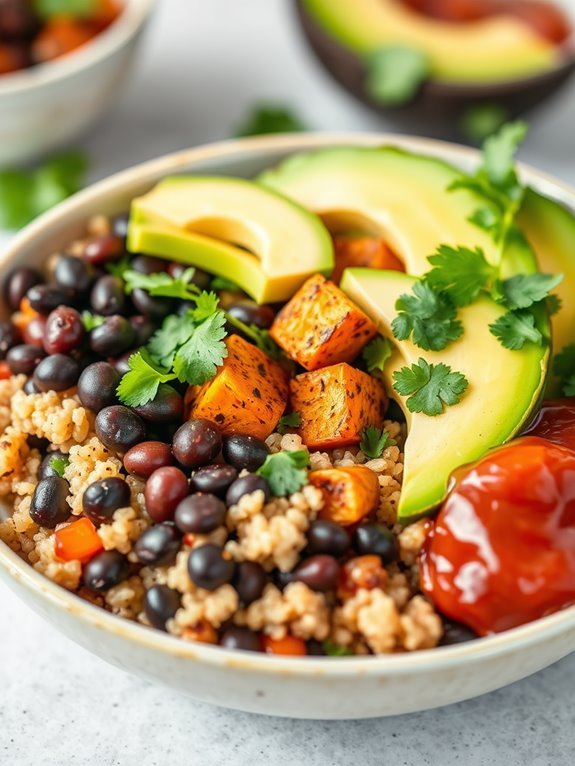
[1,133,575,720]
[0,0,155,167]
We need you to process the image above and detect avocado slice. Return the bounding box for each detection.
[259,146,537,276]
[518,188,575,391]
[301,0,560,84]
[340,268,549,522]
[128,177,333,304]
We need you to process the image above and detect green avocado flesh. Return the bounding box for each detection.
[518,188,575,392]
[259,146,537,276]
[341,269,549,522]
[128,176,333,303]
[302,0,559,83]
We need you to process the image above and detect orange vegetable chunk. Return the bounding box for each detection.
[270,274,377,370]
[55,518,104,563]
[332,237,404,285]
[33,19,94,63]
[263,634,307,656]
[310,466,381,526]
[290,363,386,449]
[185,334,289,439]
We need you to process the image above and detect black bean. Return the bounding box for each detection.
[84,234,124,265]
[134,384,183,424]
[307,520,350,557]
[167,262,210,289]
[43,306,85,355]
[130,288,174,320]
[26,283,71,315]
[38,450,67,480]
[77,361,121,412]
[144,585,181,630]
[144,466,189,522]
[134,523,182,567]
[90,275,126,316]
[23,378,39,395]
[83,551,130,592]
[174,494,226,534]
[6,344,45,375]
[54,255,95,296]
[187,544,235,591]
[3,267,41,311]
[439,622,478,647]
[89,315,136,356]
[222,434,270,472]
[353,523,397,565]
[190,464,238,496]
[29,476,70,528]
[131,255,167,274]
[0,320,21,359]
[33,353,80,392]
[172,419,222,469]
[306,640,326,656]
[123,441,174,479]
[227,300,275,330]
[110,350,134,375]
[129,315,156,346]
[232,561,266,605]
[293,555,340,592]
[95,405,146,454]
[219,626,262,652]
[82,477,131,525]
[0,2,40,40]
[226,473,270,507]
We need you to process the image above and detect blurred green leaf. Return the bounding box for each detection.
[460,103,510,144]
[235,105,306,137]
[34,0,99,18]
[365,46,429,106]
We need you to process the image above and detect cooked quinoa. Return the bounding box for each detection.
[0,213,446,657]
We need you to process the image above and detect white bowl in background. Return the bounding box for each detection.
[0,0,155,167]
[1,133,574,720]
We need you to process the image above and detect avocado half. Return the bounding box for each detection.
[341,269,549,522]
[294,0,575,138]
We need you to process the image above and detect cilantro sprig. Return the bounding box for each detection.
[277,412,302,435]
[256,450,310,497]
[392,359,469,417]
[116,350,178,408]
[48,455,70,478]
[425,246,497,307]
[391,282,463,352]
[322,641,353,657]
[360,426,397,459]
[234,105,306,138]
[362,336,393,373]
[365,46,429,106]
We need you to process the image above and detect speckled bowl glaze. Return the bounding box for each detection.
[0,0,155,167]
[1,134,575,719]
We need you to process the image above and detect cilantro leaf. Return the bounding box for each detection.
[467,206,501,236]
[191,291,220,322]
[277,412,302,435]
[34,0,99,18]
[256,450,310,497]
[363,336,393,373]
[48,455,70,478]
[489,310,543,350]
[482,121,528,190]
[106,255,132,279]
[147,313,197,368]
[391,282,463,351]
[81,311,105,331]
[235,105,306,137]
[553,345,575,395]
[365,46,429,105]
[499,273,564,310]
[211,276,242,292]
[116,350,177,407]
[172,311,228,385]
[547,294,562,317]
[392,359,468,416]
[459,103,509,144]
[360,426,397,459]
[322,641,353,657]
[425,245,496,307]
[123,267,198,299]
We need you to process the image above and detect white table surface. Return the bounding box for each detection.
[2,2,575,763]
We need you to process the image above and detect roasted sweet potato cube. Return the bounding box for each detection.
[270,274,377,370]
[289,363,386,449]
[185,335,289,439]
[332,237,404,285]
[309,466,380,526]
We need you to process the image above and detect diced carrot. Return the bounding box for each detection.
[55,518,104,563]
[263,634,307,656]
[185,334,289,439]
[331,236,404,285]
[309,466,381,526]
[181,621,218,645]
[289,363,386,449]
[0,361,11,380]
[270,274,378,371]
[32,18,95,63]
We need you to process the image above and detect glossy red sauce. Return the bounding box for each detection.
[523,399,575,451]
[420,436,575,635]
[402,1,572,44]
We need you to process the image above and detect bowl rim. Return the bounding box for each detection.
[2,130,575,677]
[0,0,155,97]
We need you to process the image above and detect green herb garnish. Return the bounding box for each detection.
[211,276,242,292]
[225,313,281,359]
[360,426,397,459]
[459,103,510,144]
[34,0,98,18]
[365,46,429,106]
[81,311,105,331]
[277,412,302,435]
[362,336,393,373]
[498,273,564,311]
[48,455,70,478]
[554,345,575,396]
[488,310,543,351]
[425,245,496,307]
[116,350,177,408]
[256,450,310,497]
[322,641,354,657]
[391,282,463,351]
[235,105,306,138]
[392,359,469,417]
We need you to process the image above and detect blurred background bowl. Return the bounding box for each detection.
[294,0,575,140]
[0,0,155,167]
